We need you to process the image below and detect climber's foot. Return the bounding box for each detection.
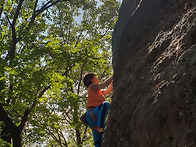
[97,127,105,133]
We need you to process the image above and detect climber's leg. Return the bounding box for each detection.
[86,109,97,129]
[97,101,110,129]
[92,130,103,147]
[86,109,103,147]
[86,102,110,146]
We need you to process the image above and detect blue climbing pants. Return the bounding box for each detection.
[86,101,110,147]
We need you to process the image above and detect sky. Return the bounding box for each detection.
[74,0,123,24]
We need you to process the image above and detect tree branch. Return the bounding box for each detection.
[7,0,69,60]
[27,0,70,30]
[59,129,68,147]
[18,64,50,131]
[56,129,63,147]
[46,129,61,145]
[26,0,38,30]
[5,14,12,28]
[77,62,86,94]
[12,0,24,27]
[62,109,72,124]
[0,0,5,19]
[6,0,24,60]
[17,108,30,132]
[81,126,88,143]
[0,104,17,136]
[17,84,51,132]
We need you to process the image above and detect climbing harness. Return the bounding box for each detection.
[88,107,98,121]
[87,107,98,131]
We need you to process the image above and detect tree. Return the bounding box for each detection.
[23,0,119,146]
[0,0,120,146]
[0,0,69,146]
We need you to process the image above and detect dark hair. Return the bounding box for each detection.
[83,73,95,88]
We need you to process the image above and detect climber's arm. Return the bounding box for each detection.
[102,82,113,96]
[90,75,113,91]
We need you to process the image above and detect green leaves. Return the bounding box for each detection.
[0,0,120,146]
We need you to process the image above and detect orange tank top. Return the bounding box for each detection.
[87,87,105,108]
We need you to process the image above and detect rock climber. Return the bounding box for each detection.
[83,73,113,147]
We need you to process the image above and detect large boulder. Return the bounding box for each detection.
[104,0,196,146]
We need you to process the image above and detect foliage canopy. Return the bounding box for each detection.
[0,0,120,146]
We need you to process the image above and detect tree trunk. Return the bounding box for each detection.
[12,131,22,147]
[1,126,11,144]
[76,129,81,147]
[0,104,22,147]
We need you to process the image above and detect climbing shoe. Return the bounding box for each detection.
[97,127,105,133]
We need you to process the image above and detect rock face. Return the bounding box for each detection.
[104,0,196,146]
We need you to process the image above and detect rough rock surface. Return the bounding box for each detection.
[104,0,196,146]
